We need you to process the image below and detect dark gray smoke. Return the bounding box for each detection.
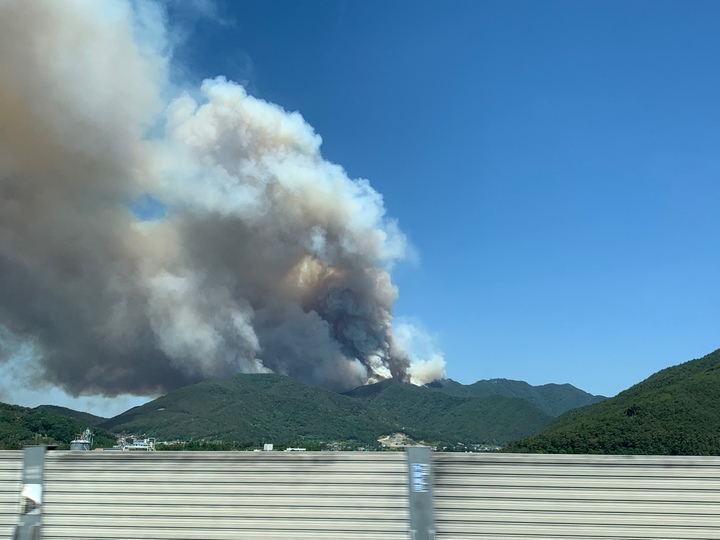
[0,0,445,398]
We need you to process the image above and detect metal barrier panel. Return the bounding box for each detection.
[0,452,23,538]
[42,451,409,539]
[407,446,435,540]
[433,453,720,539]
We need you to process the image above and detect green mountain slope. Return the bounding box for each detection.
[506,348,720,455]
[426,378,605,416]
[100,374,554,446]
[0,403,116,449]
[100,374,385,444]
[35,405,107,426]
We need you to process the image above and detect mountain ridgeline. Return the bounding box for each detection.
[4,348,720,454]
[35,405,107,427]
[0,375,604,450]
[98,376,539,446]
[506,348,720,455]
[426,378,605,416]
[96,375,603,447]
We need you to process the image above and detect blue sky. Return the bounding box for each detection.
[4,0,718,418]
[167,0,720,398]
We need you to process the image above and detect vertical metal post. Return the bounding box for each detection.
[13,446,46,540]
[407,446,435,540]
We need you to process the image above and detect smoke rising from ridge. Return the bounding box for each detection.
[0,0,445,398]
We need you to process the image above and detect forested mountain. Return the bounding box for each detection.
[1,373,611,450]
[506,348,720,455]
[100,374,553,446]
[0,402,115,449]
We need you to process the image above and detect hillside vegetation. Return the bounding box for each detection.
[506,348,720,455]
[345,379,551,444]
[0,402,116,449]
[100,374,553,446]
[427,378,605,416]
[101,374,380,444]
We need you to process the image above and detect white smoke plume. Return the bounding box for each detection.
[0,0,446,398]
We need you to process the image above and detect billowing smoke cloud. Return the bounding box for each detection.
[0,0,445,398]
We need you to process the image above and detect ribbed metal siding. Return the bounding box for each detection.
[0,452,22,538]
[42,451,408,539]
[434,453,720,539]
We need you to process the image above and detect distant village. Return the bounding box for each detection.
[80,430,502,453]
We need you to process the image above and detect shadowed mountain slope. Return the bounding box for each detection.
[426,378,605,416]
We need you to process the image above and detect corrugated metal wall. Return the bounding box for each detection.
[434,453,720,539]
[0,451,22,538]
[42,451,408,540]
[5,450,720,539]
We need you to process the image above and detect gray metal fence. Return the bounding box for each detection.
[0,452,21,538]
[434,453,720,539]
[42,451,409,539]
[6,450,720,539]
